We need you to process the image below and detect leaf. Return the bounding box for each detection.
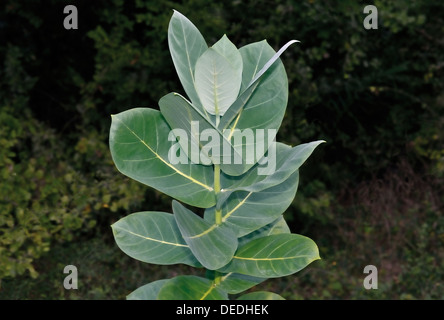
[219,234,320,278]
[237,216,291,248]
[217,40,297,176]
[157,275,228,300]
[195,48,242,117]
[212,34,243,73]
[204,171,299,237]
[214,272,267,295]
[160,93,266,176]
[109,108,216,208]
[172,200,238,270]
[219,40,299,131]
[168,10,208,115]
[237,291,285,300]
[127,279,169,300]
[222,140,325,194]
[247,40,299,88]
[111,211,201,267]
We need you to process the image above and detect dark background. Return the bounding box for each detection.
[0,0,443,299]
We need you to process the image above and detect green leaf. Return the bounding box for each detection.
[220,40,291,130]
[212,34,243,73]
[237,291,285,300]
[219,40,299,130]
[127,279,169,300]
[168,10,208,115]
[109,108,216,208]
[172,200,238,270]
[219,234,320,278]
[237,216,291,248]
[111,211,201,267]
[222,141,325,193]
[204,171,299,237]
[217,40,296,176]
[157,275,228,300]
[195,48,242,117]
[214,272,267,294]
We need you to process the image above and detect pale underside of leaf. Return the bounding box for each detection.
[195,48,242,117]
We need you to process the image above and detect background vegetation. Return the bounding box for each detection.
[1,0,443,299]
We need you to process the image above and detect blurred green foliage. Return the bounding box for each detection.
[0,42,147,282]
[0,0,443,298]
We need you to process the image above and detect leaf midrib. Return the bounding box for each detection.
[232,254,314,261]
[114,226,189,248]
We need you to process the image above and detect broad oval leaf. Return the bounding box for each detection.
[237,291,285,300]
[172,200,238,270]
[109,108,216,208]
[111,211,201,267]
[219,234,320,278]
[168,10,208,115]
[127,279,169,300]
[204,171,299,237]
[195,48,242,117]
[157,275,228,300]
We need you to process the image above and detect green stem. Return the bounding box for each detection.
[214,271,222,285]
[214,164,222,225]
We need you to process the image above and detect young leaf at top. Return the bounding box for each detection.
[168,10,208,117]
[212,35,243,74]
[194,47,242,118]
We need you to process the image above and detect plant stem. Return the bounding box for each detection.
[214,164,222,225]
[214,271,222,285]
